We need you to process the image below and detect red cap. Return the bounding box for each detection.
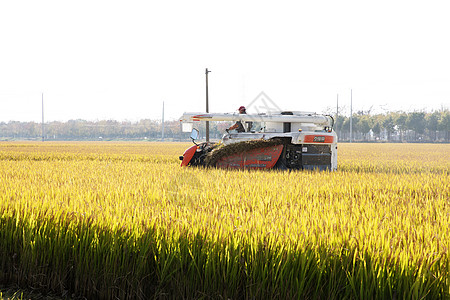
[238,106,246,111]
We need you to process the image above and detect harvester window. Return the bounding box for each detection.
[245,121,253,132]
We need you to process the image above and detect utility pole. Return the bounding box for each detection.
[350,89,353,143]
[162,101,165,141]
[41,93,45,142]
[205,68,211,142]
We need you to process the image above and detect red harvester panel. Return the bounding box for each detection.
[216,145,284,169]
[180,145,198,166]
[303,135,334,143]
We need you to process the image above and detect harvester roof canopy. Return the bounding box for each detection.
[180,112,332,126]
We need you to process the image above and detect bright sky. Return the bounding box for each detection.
[1,0,449,122]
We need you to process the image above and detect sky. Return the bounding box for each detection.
[0,0,449,123]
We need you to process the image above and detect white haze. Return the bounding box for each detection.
[0,0,449,122]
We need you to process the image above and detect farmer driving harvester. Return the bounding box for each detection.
[227,106,252,133]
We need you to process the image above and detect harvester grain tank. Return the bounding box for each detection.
[179,111,337,170]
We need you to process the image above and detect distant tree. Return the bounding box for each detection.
[350,115,360,138]
[407,112,426,140]
[382,114,395,141]
[372,121,381,140]
[437,110,450,142]
[394,112,408,142]
[334,115,347,136]
[342,118,350,141]
[358,116,371,141]
[426,111,440,141]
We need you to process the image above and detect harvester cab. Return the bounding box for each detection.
[179,111,338,170]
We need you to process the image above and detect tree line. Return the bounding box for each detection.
[0,119,229,141]
[1,109,449,142]
[334,109,449,142]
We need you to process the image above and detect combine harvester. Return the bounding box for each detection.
[179,111,337,170]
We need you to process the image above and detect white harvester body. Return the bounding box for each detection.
[180,111,338,171]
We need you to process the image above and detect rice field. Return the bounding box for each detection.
[0,142,449,299]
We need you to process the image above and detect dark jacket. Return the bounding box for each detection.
[234,121,246,133]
